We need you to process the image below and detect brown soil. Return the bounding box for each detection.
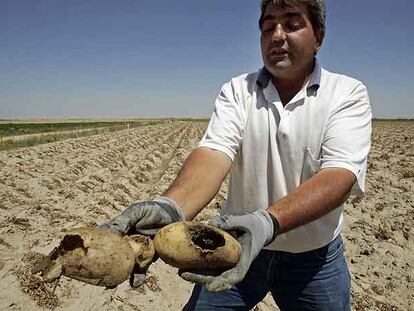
[0,120,412,310]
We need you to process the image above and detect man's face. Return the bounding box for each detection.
[260,3,323,80]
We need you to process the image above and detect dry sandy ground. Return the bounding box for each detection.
[0,120,412,311]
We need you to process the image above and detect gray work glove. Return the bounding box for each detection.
[99,196,184,236]
[99,196,184,287]
[179,210,279,292]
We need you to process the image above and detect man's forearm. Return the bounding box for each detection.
[267,168,356,234]
[162,147,232,220]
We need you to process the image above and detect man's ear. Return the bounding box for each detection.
[314,28,325,54]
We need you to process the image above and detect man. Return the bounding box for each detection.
[100,0,372,310]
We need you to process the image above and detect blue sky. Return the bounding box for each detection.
[1,0,413,119]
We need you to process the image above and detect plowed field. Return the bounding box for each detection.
[0,120,412,310]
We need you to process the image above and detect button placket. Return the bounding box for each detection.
[277,107,290,141]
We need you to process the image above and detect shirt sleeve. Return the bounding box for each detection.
[320,81,372,196]
[198,81,246,161]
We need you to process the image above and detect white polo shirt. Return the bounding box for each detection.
[198,59,372,253]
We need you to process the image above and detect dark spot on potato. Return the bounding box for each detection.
[50,234,85,260]
[188,225,225,250]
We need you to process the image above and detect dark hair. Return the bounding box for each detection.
[259,0,326,35]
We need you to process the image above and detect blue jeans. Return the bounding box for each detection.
[183,235,350,311]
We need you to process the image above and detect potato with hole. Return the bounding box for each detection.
[37,227,155,288]
[154,222,241,271]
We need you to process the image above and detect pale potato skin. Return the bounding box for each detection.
[124,234,155,272]
[43,227,154,288]
[154,222,242,271]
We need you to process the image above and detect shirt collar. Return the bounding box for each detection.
[257,58,322,92]
[257,66,272,88]
[308,58,321,91]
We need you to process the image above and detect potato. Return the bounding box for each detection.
[154,222,241,271]
[40,227,155,288]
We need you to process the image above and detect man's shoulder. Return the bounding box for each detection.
[230,70,261,83]
[320,67,370,114]
[223,69,262,93]
[321,67,366,93]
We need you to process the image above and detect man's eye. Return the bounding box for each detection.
[262,26,273,34]
[286,21,302,32]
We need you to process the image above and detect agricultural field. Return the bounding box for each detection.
[0,120,412,310]
[0,119,167,151]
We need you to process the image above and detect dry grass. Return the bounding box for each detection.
[16,252,60,309]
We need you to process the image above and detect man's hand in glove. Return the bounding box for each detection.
[179,210,279,292]
[99,196,184,236]
[99,196,185,287]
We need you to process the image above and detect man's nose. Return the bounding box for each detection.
[272,24,286,43]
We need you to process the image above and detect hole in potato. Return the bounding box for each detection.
[50,235,85,260]
[188,226,225,250]
[62,235,84,251]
